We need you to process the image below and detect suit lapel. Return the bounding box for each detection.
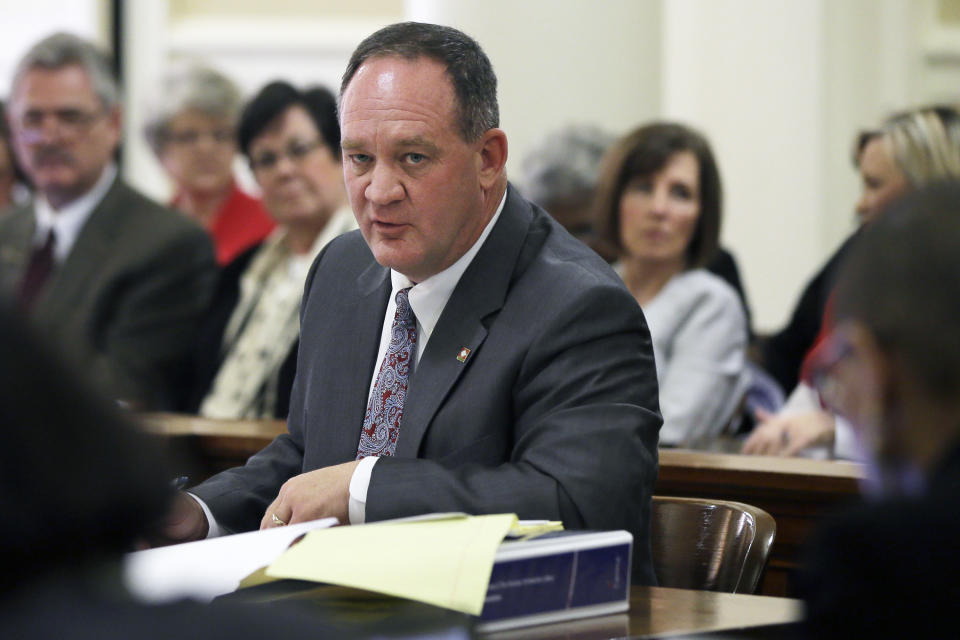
[33,179,126,320]
[396,186,533,457]
[0,205,37,293]
[323,258,391,461]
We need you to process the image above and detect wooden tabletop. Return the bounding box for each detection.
[139,412,287,439]
[485,586,801,639]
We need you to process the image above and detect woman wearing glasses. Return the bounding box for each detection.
[145,66,274,265]
[183,81,355,419]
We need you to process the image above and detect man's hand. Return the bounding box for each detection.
[741,408,836,456]
[146,491,209,547]
[261,461,360,529]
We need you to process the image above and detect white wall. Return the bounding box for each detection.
[405,0,663,178]
[662,0,826,331]
[0,0,105,99]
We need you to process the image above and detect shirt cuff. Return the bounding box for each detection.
[187,492,223,538]
[348,456,379,525]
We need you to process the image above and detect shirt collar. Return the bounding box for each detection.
[390,189,507,346]
[34,163,117,262]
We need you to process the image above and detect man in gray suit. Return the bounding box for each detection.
[0,33,216,409]
[168,22,660,583]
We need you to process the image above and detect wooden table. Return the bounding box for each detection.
[486,586,801,639]
[140,412,286,479]
[656,448,863,596]
[141,413,863,597]
[234,579,800,639]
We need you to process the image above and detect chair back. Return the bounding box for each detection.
[650,496,775,593]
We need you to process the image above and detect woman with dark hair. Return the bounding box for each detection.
[595,122,749,447]
[183,81,356,419]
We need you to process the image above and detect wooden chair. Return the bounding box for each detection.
[650,496,776,594]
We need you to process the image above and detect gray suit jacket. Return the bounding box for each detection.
[0,178,216,409]
[193,185,661,583]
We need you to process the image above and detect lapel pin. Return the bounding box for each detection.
[456,347,471,363]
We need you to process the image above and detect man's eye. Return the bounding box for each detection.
[406,153,426,164]
[351,153,372,164]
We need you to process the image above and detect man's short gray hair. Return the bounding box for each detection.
[12,32,119,109]
[143,65,243,155]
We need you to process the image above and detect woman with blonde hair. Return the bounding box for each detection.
[745,105,960,457]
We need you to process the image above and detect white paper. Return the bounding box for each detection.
[123,517,337,603]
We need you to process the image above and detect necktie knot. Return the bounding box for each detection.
[395,287,416,329]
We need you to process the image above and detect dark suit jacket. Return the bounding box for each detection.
[0,178,216,409]
[193,185,661,583]
[182,242,298,418]
[798,442,960,638]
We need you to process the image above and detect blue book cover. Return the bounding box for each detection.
[478,530,632,632]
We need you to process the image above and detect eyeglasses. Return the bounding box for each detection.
[16,107,107,137]
[164,127,234,147]
[804,327,855,415]
[249,139,324,172]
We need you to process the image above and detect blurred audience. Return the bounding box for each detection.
[594,122,749,446]
[798,182,960,637]
[0,100,31,212]
[744,105,960,457]
[183,81,356,419]
[0,302,342,639]
[145,65,274,265]
[519,124,616,258]
[0,32,215,409]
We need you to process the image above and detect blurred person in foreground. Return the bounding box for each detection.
[145,65,275,265]
[0,33,215,409]
[594,122,749,447]
[798,182,960,637]
[159,22,660,585]
[0,303,339,639]
[0,100,30,212]
[744,106,960,457]
[183,82,356,419]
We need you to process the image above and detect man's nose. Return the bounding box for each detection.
[365,164,404,205]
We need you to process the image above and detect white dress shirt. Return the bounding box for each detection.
[32,164,117,262]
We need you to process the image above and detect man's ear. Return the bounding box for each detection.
[106,105,123,151]
[477,128,507,189]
